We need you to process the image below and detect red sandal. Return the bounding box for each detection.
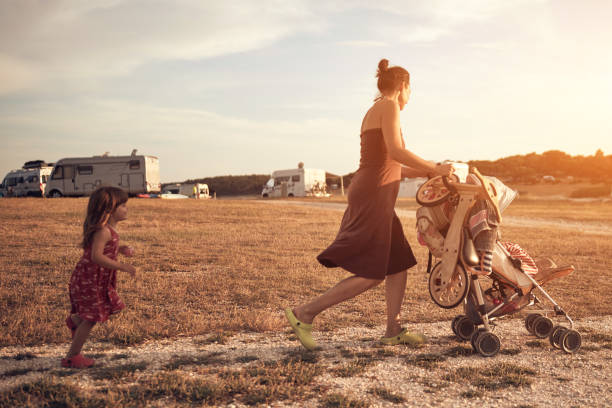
[61,354,95,368]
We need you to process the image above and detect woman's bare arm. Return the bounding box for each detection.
[380,100,452,177]
[401,166,429,178]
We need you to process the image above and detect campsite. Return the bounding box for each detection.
[2,2,612,406]
[1,191,611,406]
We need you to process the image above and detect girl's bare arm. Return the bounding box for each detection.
[91,228,136,275]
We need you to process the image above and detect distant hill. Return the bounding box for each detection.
[174,149,610,195]
[467,149,611,183]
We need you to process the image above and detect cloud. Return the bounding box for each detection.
[0,0,322,91]
[365,0,550,44]
[0,97,357,178]
[0,54,40,95]
[335,40,389,47]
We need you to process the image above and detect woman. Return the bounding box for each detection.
[285,59,454,350]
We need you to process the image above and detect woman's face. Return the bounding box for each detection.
[398,82,411,110]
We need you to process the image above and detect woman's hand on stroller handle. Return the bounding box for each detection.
[434,162,455,178]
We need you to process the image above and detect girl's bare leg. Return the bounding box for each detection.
[384,270,407,337]
[66,320,96,358]
[70,314,82,326]
[293,276,383,324]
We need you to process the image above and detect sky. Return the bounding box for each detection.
[1,0,611,182]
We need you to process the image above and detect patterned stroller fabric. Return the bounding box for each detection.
[500,242,538,276]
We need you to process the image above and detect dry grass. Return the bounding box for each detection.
[0,197,611,348]
[509,181,609,197]
[444,363,538,390]
[505,198,612,224]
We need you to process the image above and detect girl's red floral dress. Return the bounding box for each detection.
[69,226,125,322]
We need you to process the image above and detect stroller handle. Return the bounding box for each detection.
[442,167,502,223]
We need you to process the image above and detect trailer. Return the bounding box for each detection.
[261,165,328,198]
[0,161,53,197]
[44,151,161,197]
[161,183,210,199]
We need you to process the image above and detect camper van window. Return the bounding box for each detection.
[26,175,38,183]
[129,160,140,170]
[291,175,301,182]
[7,177,17,187]
[78,165,93,175]
[52,166,64,180]
[274,176,290,186]
[18,177,24,184]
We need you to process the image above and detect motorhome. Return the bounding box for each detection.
[44,151,161,197]
[162,183,210,198]
[397,162,469,198]
[261,165,328,198]
[0,161,53,197]
[398,178,427,198]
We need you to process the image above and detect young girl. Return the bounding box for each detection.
[62,186,137,368]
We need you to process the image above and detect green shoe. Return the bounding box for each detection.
[284,308,317,350]
[380,328,427,347]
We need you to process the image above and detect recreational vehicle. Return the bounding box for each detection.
[398,178,427,198]
[161,183,210,198]
[397,162,469,198]
[0,161,53,197]
[261,166,328,198]
[44,152,161,197]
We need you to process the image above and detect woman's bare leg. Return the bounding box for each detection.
[66,320,96,358]
[293,276,383,324]
[384,270,407,337]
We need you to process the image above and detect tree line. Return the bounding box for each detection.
[184,174,270,196]
[467,149,610,183]
[178,149,609,195]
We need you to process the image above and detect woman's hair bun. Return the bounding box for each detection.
[377,59,389,76]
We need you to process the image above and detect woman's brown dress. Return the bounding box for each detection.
[317,128,417,279]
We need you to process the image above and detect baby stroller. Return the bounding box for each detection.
[415,166,582,357]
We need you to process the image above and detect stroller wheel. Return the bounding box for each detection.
[455,316,476,341]
[533,316,554,339]
[560,330,582,353]
[416,176,451,207]
[470,328,487,351]
[475,332,501,357]
[451,315,462,336]
[549,325,567,349]
[428,262,470,309]
[525,313,542,334]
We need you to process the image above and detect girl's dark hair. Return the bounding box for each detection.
[375,58,410,100]
[82,186,128,248]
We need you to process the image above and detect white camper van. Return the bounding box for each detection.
[398,178,427,198]
[161,183,210,199]
[261,166,328,198]
[0,161,53,197]
[45,152,161,197]
[397,162,469,198]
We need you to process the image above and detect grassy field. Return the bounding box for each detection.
[1,197,611,348]
[1,197,611,407]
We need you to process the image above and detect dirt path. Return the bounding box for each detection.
[259,200,612,236]
[1,315,611,407]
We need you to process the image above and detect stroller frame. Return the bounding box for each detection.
[417,167,582,356]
